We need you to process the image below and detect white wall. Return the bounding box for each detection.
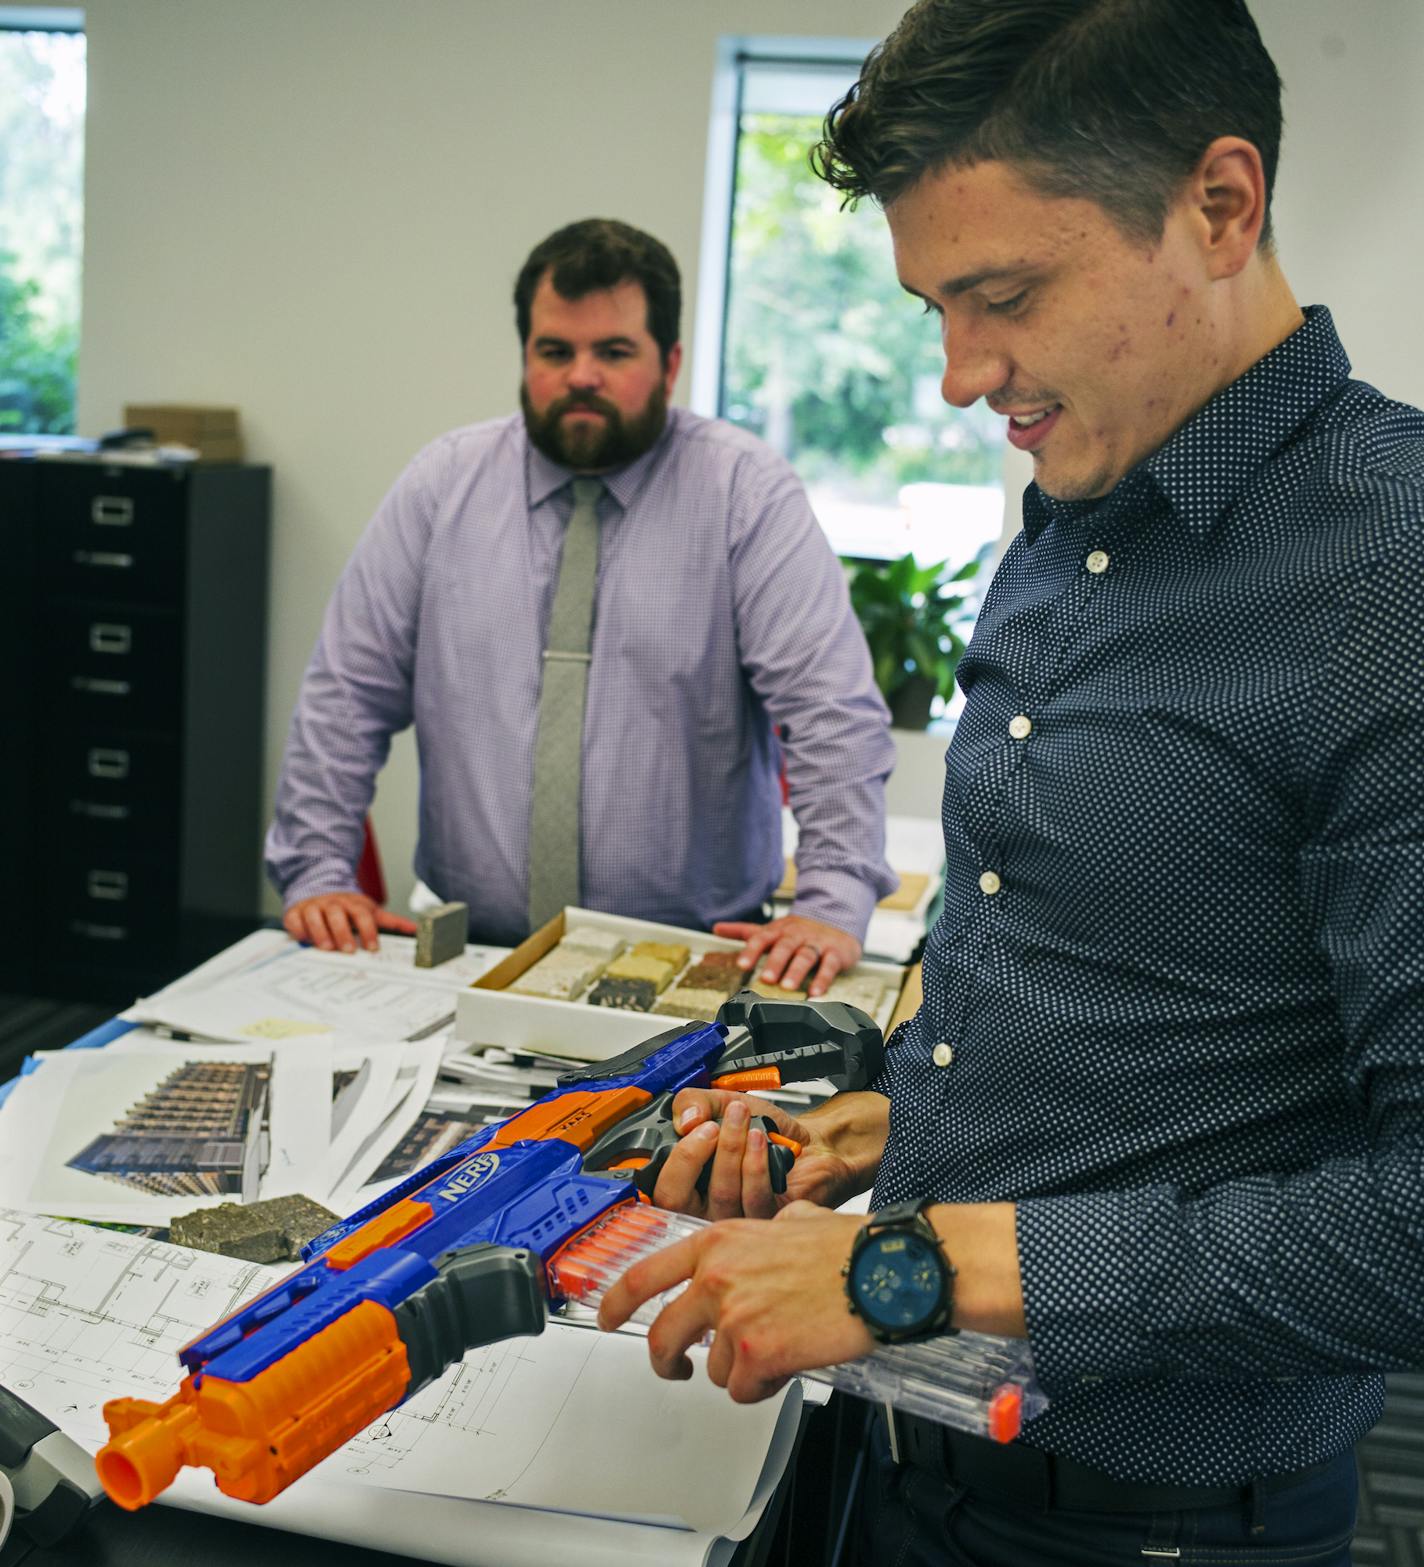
[1255,1,1424,408]
[76,0,906,910]
[74,1,1424,905]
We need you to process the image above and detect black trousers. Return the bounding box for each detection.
[856,1421,1358,1567]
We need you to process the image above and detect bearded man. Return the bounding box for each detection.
[266,219,895,975]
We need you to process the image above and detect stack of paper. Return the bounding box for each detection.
[127,932,509,1047]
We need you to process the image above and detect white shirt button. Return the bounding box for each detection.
[978,870,1002,896]
[931,1042,954,1068]
[1009,714,1033,740]
[1086,549,1110,574]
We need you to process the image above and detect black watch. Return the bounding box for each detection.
[843,1197,956,1344]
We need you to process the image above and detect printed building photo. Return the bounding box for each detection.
[67,1059,273,1201]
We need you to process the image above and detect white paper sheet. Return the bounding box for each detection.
[0,1041,331,1223]
[328,1037,444,1202]
[0,1210,799,1560]
[302,934,510,990]
[131,947,461,1045]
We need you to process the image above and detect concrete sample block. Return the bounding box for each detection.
[415,901,469,967]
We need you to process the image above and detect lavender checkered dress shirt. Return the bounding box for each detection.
[265,407,896,946]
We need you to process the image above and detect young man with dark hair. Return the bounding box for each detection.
[267,217,895,987]
[601,4,1424,1561]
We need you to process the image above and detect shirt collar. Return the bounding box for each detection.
[1021,305,1351,544]
[524,406,680,512]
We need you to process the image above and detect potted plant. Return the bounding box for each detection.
[846,551,982,729]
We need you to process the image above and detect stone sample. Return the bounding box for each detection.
[561,929,625,960]
[747,977,808,1001]
[630,940,690,972]
[653,986,732,1021]
[603,952,676,991]
[170,1195,340,1264]
[415,901,469,968]
[822,974,891,1016]
[510,947,607,1000]
[587,976,658,1011]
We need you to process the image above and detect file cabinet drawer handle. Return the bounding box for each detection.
[89,622,133,655]
[72,549,135,570]
[70,676,131,696]
[92,496,134,526]
[87,747,131,779]
[69,800,130,821]
[68,920,127,941]
[86,869,130,901]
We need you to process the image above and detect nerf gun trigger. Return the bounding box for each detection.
[620,1115,802,1202]
[696,1117,798,1196]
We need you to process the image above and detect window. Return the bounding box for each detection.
[0,8,85,436]
[696,40,1004,572]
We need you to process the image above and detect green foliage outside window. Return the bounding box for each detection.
[722,114,1002,500]
[0,30,84,435]
[0,253,77,433]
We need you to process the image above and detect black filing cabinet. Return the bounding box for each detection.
[0,456,271,1002]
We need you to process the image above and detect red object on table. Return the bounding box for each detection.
[355,817,387,905]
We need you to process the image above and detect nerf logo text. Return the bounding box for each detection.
[435,1152,502,1204]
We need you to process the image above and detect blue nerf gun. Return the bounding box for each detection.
[96,994,1042,1512]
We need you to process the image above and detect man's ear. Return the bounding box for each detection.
[663,341,684,395]
[1190,135,1269,280]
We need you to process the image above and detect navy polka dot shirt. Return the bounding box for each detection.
[873,307,1424,1484]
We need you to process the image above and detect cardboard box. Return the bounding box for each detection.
[453,907,909,1063]
[123,403,245,463]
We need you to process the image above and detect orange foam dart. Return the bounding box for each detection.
[710,1067,782,1093]
[483,1085,652,1153]
[97,1298,410,1509]
[986,1384,1023,1444]
[543,1205,646,1302]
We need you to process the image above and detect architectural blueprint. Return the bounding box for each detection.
[0,1209,796,1540]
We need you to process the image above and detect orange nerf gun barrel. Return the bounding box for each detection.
[552,1204,1046,1446]
[96,994,885,1512]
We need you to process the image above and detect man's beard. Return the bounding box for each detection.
[521,381,669,471]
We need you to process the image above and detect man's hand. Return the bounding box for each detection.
[598,1203,874,1403]
[283,892,419,953]
[713,914,861,997]
[653,1088,889,1219]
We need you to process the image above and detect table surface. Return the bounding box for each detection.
[2,1497,417,1567]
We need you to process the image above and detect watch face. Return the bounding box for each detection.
[849,1230,944,1333]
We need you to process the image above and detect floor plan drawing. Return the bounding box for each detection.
[0,1208,277,1447]
[0,1207,793,1537]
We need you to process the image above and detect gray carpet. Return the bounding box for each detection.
[0,994,1419,1562]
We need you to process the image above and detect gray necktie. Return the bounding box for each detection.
[527,477,603,932]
